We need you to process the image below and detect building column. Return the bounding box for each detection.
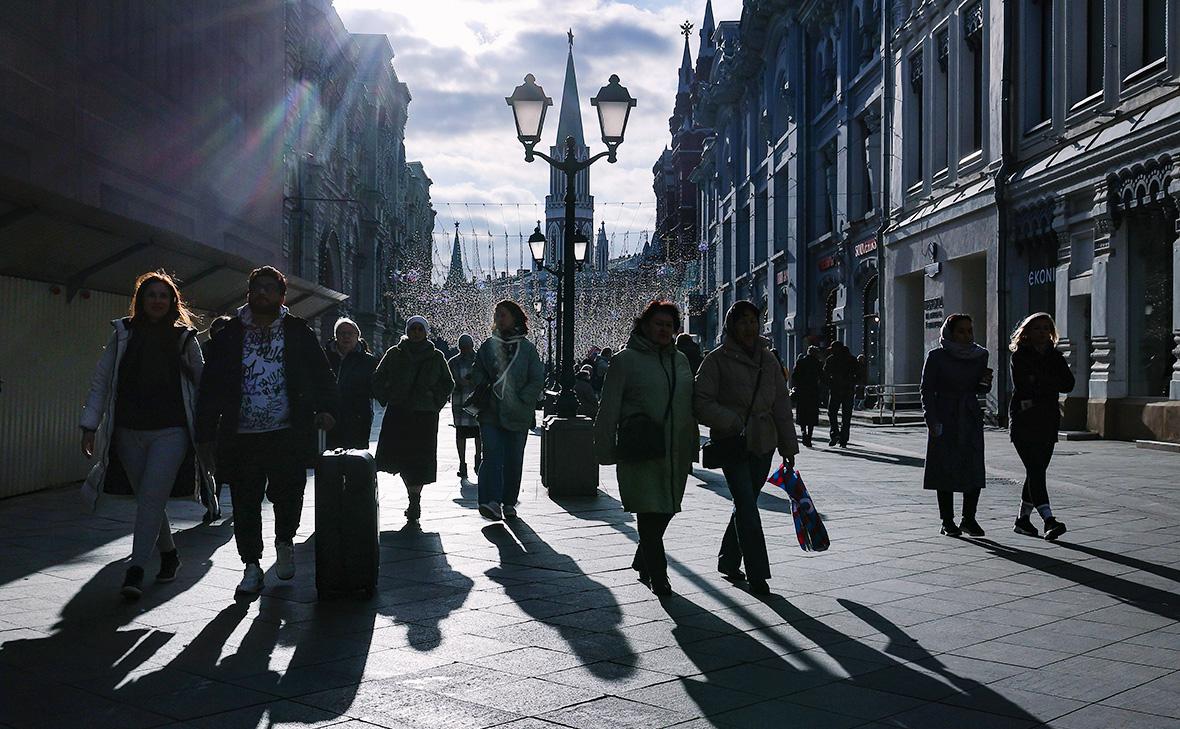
[1088,183,1127,434]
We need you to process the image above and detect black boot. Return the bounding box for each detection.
[405,493,422,522]
[121,566,144,600]
[157,549,181,583]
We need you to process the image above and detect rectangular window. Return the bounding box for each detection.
[1085,0,1104,96]
[1038,0,1053,122]
[963,1,985,153]
[907,50,924,186]
[754,190,768,265]
[934,30,950,174]
[1143,0,1167,66]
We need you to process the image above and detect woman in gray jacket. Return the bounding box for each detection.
[80,271,209,600]
[470,300,545,521]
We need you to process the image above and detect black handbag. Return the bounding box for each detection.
[615,352,676,463]
[462,382,491,418]
[615,413,665,462]
[701,353,764,469]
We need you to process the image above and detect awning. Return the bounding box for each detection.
[0,177,347,321]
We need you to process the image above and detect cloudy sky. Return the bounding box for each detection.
[332,0,742,280]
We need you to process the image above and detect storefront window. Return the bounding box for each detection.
[1026,239,1057,316]
[1127,213,1176,396]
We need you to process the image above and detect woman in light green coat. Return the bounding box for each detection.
[593,300,697,596]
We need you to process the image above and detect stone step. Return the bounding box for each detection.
[1135,439,1180,453]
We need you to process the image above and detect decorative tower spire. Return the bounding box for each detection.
[555,29,585,147]
[594,221,609,271]
[545,29,594,268]
[700,0,715,51]
[696,0,717,81]
[671,21,695,133]
[445,221,465,287]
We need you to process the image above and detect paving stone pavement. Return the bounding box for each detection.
[1,410,1178,729]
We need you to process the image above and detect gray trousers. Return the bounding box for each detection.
[115,427,187,567]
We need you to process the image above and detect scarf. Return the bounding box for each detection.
[938,320,988,361]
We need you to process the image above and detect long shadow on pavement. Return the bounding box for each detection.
[828,446,926,468]
[484,517,636,678]
[376,523,475,650]
[1054,540,1180,587]
[972,538,1180,621]
[655,562,1044,727]
[0,521,236,728]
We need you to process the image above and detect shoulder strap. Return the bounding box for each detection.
[739,352,764,434]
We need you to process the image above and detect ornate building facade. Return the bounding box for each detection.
[689,0,1179,441]
[283,0,432,351]
[689,0,885,385]
[0,0,432,496]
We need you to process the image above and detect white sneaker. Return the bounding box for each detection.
[236,563,264,594]
[479,501,503,520]
[502,504,517,519]
[275,540,295,580]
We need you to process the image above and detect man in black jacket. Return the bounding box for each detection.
[196,266,338,596]
[823,340,859,447]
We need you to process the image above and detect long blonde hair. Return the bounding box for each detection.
[1008,312,1058,352]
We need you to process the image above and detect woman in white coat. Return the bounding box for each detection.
[79,270,209,600]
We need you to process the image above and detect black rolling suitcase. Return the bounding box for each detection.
[314,442,380,598]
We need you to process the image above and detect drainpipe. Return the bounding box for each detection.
[993,0,1017,427]
[875,7,892,388]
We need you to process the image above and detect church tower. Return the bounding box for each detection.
[593,221,609,271]
[543,30,594,269]
[445,221,465,288]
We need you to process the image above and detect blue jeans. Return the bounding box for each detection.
[477,423,528,506]
[718,450,775,580]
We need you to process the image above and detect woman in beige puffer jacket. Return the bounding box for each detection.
[694,300,798,595]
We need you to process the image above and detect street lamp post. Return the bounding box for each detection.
[507,73,635,418]
[528,222,588,416]
[508,70,635,497]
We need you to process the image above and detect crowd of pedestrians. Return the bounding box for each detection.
[79,265,1080,601]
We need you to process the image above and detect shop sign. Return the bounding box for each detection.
[775,269,789,285]
[818,255,838,271]
[854,237,878,257]
[1028,267,1055,287]
[924,296,944,330]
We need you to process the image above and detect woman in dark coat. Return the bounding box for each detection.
[325,318,377,450]
[373,315,453,522]
[921,313,992,537]
[790,346,823,447]
[1008,313,1075,541]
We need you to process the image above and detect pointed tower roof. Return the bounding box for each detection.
[594,221,609,270]
[555,29,585,147]
[701,0,715,47]
[678,25,694,93]
[445,221,465,287]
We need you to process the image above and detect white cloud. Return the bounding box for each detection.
[333,0,742,277]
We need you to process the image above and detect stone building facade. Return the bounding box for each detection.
[283,1,428,351]
[887,0,1180,441]
[689,0,885,385]
[0,0,431,496]
[688,0,1178,441]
